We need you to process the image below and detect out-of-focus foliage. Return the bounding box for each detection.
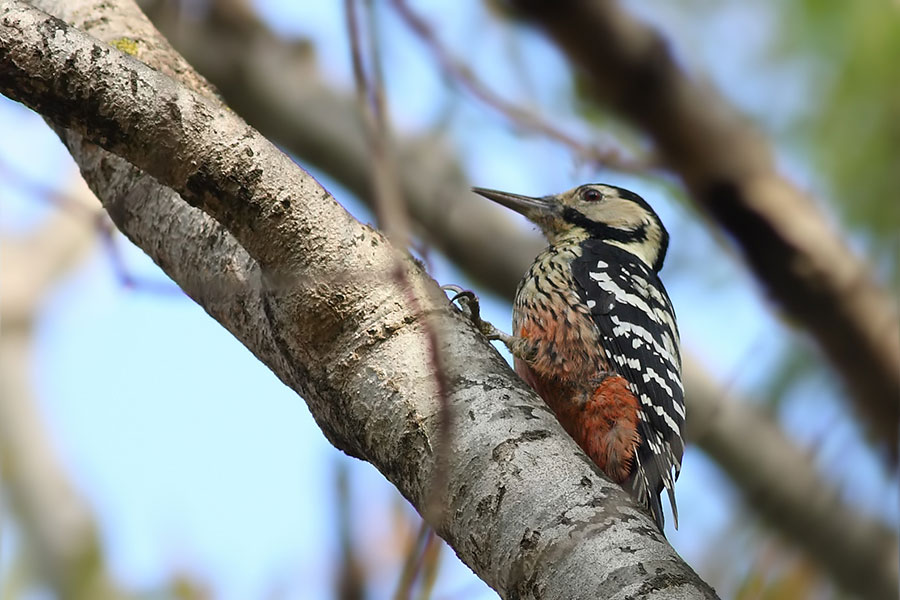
[778,1,899,270]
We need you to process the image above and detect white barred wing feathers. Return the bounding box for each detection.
[571,239,685,531]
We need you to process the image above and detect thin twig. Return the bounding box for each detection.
[0,157,181,295]
[97,217,184,295]
[393,520,429,600]
[415,529,441,600]
[345,0,454,527]
[335,462,366,600]
[390,0,653,172]
[347,0,405,245]
[0,157,99,220]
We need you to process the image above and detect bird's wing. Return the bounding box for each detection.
[571,240,685,530]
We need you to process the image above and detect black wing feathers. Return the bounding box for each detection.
[571,239,684,531]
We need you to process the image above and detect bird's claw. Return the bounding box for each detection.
[442,284,480,319]
[442,284,499,339]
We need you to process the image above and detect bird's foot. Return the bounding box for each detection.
[442,284,507,341]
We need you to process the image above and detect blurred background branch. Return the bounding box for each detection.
[1,0,896,598]
[0,177,121,599]
[389,0,650,173]
[685,355,899,600]
[504,0,900,462]
[131,5,899,598]
[4,0,714,596]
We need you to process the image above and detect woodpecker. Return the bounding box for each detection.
[460,184,684,532]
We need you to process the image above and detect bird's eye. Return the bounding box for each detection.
[582,188,602,202]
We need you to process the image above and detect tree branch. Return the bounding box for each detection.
[138,0,536,300]
[0,179,126,600]
[132,7,898,598]
[505,0,900,460]
[389,0,649,173]
[0,1,718,597]
[685,356,899,600]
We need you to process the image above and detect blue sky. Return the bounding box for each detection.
[0,1,896,599]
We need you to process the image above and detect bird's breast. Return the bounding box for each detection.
[512,246,609,409]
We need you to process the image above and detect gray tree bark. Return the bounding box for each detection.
[132,7,899,598]
[0,1,719,598]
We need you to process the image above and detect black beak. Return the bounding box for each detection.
[472,187,559,219]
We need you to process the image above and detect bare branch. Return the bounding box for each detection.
[346,0,408,246]
[0,177,125,599]
[685,355,899,600]
[503,0,900,460]
[141,0,534,299]
[389,0,649,173]
[345,0,454,523]
[334,464,366,600]
[0,1,718,597]
[134,8,899,599]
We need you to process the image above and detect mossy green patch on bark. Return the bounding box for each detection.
[109,37,139,56]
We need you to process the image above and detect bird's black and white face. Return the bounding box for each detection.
[473,184,670,272]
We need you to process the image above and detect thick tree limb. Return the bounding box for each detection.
[0,2,718,597]
[505,0,900,460]
[133,7,899,599]
[138,0,535,300]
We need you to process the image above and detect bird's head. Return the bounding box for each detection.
[473,183,670,272]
